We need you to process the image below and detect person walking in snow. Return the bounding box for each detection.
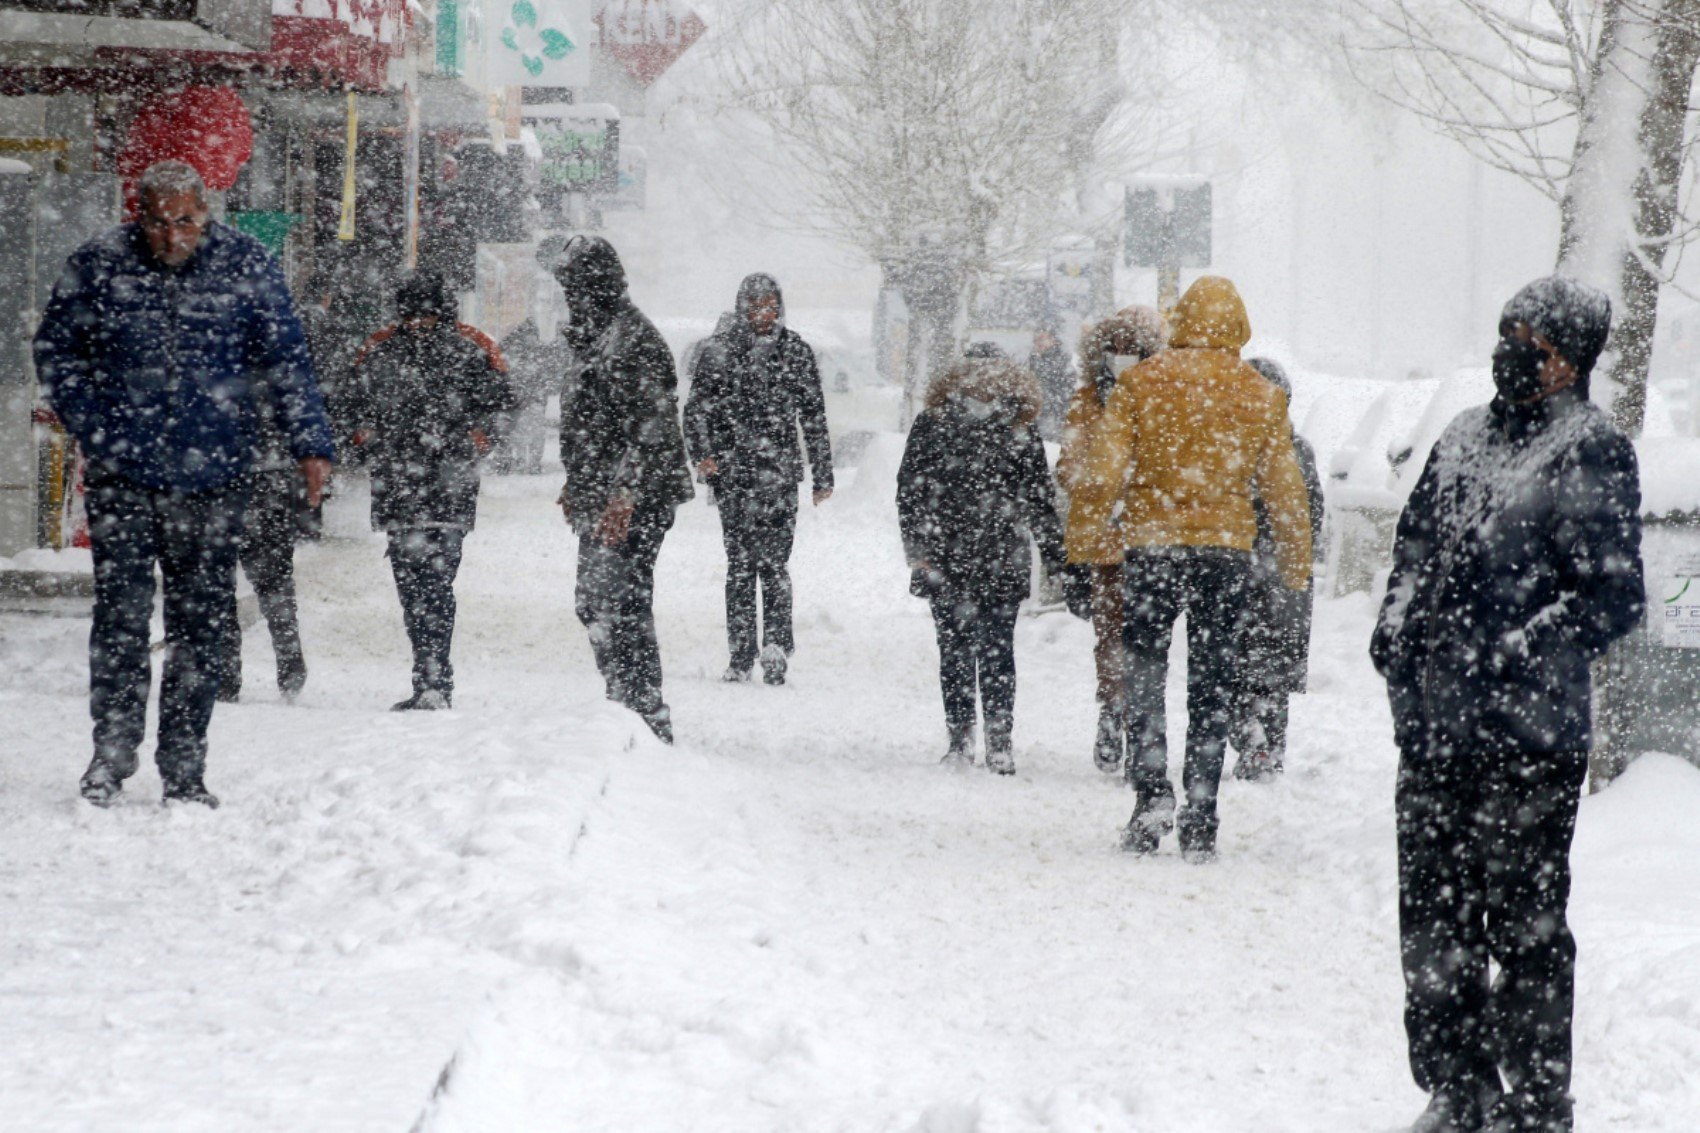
[34,160,336,808]
[683,273,834,685]
[897,354,1080,774]
[1085,276,1313,861]
[493,314,567,475]
[1029,323,1078,442]
[553,237,694,743]
[346,270,514,711]
[213,366,313,704]
[1056,306,1168,773]
[1372,277,1643,1133]
[1226,357,1325,782]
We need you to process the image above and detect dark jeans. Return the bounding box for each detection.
[216,470,304,693]
[1397,747,1587,1127]
[387,528,466,697]
[1121,547,1252,836]
[85,467,245,788]
[716,482,798,671]
[929,592,1020,744]
[576,507,672,719]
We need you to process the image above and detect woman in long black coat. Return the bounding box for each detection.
[896,355,1075,774]
[1230,357,1325,781]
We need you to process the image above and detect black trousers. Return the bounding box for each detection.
[716,482,798,671]
[1121,547,1252,832]
[387,528,466,697]
[216,470,304,693]
[929,592,1020,743]
[84,467,245,788]
[1397,746,1586,1126]
[576,507,672,719]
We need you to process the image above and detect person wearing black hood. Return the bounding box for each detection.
[553,237,694,742]
[684,273,833,685]
[346,270,515,710]
[1372,277,1644,1133]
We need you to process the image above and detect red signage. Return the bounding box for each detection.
[596,0,705,88]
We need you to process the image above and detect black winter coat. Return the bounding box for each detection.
[348,322,513,531]
[1371,389,1644,755]
[1241,434,1325,693]
[684,324,833,494]
[897,401,1068,603]
[559,298,694,526]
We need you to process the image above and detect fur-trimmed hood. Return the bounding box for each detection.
[924,356,1043,427]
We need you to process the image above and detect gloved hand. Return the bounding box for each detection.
[1061,564,1094,621]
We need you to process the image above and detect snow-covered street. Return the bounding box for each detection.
[4,469,1699,1132]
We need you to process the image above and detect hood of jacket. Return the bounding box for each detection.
[555,236,630,346]
[735,273,785,323]
[924,356,1042,428]
[1168,276,1251,351]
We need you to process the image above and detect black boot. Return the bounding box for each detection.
[942,724,975,768]
[277,650,307,700]
[1093,708,1126,773]
[1120,788,1176,854]
[984,719,1015,776]
[1177,805,1219,863]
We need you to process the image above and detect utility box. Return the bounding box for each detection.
[0,160,37,558]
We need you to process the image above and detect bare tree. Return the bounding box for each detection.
[707,0,1169,420]
[1350,0,1700,435]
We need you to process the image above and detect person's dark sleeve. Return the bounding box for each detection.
[1298,437,1325,561]
[682,341,722,468]
[609,328,684,499]
[1371,443,1443,678]
[1530,431,1645,658]
[32,249,103,445]
[1018,426,1068,577]
[896,417,942,566]
[792,340,834,491]
[463,342,516,431]
[245,250,336,462]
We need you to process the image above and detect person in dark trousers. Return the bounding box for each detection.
[1029,324,1077,442]
[34,160,335,808]
[494,315,567,475]
[1228,357,1325,782]
[897,354,1079,775]
[1085,277,1313,861]
[553,237,694,743]
[346,270,514,711]
[684,273,834,685]
[1372,277,1643,1133]
[214,375,311,703]
[1057,306,1169,773]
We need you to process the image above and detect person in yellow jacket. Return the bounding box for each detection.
[1056,306,1168,774]
[1086,276,1312,861]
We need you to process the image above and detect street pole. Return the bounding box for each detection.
[1158,262,1180,315]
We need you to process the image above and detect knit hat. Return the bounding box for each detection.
[1499,276,1612,377]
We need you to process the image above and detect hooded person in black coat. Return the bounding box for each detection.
[347,270,515,710]
[897,355,1075,774]
[684,273,833,684]
[1372,276,1644,1133]
[553,237,694,742]
[1228,357,1325,782]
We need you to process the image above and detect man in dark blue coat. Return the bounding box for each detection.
[1372,277,1644,1133]
[683,273,833,685]
[34,161,335,808]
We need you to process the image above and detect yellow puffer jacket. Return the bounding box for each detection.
[1087,276,1313,589]
[1057,387,1125,564]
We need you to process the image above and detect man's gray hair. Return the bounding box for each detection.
[136,160,207,206]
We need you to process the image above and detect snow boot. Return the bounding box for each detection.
[1482,1093,1571,1133]
[1232,749,1281,783]
[79,762,125,807]
[984,721,1015,776]
[941,725,975,769]
[392,689,451,711]
[641,706,675,745]
[278,651,307,701]
[1092,709,1126,774]
[760,644,788,686]
[161,778,221,809]
[1177,805,1219,863]
[721,666,752,683]
[1120,790,1176,854]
